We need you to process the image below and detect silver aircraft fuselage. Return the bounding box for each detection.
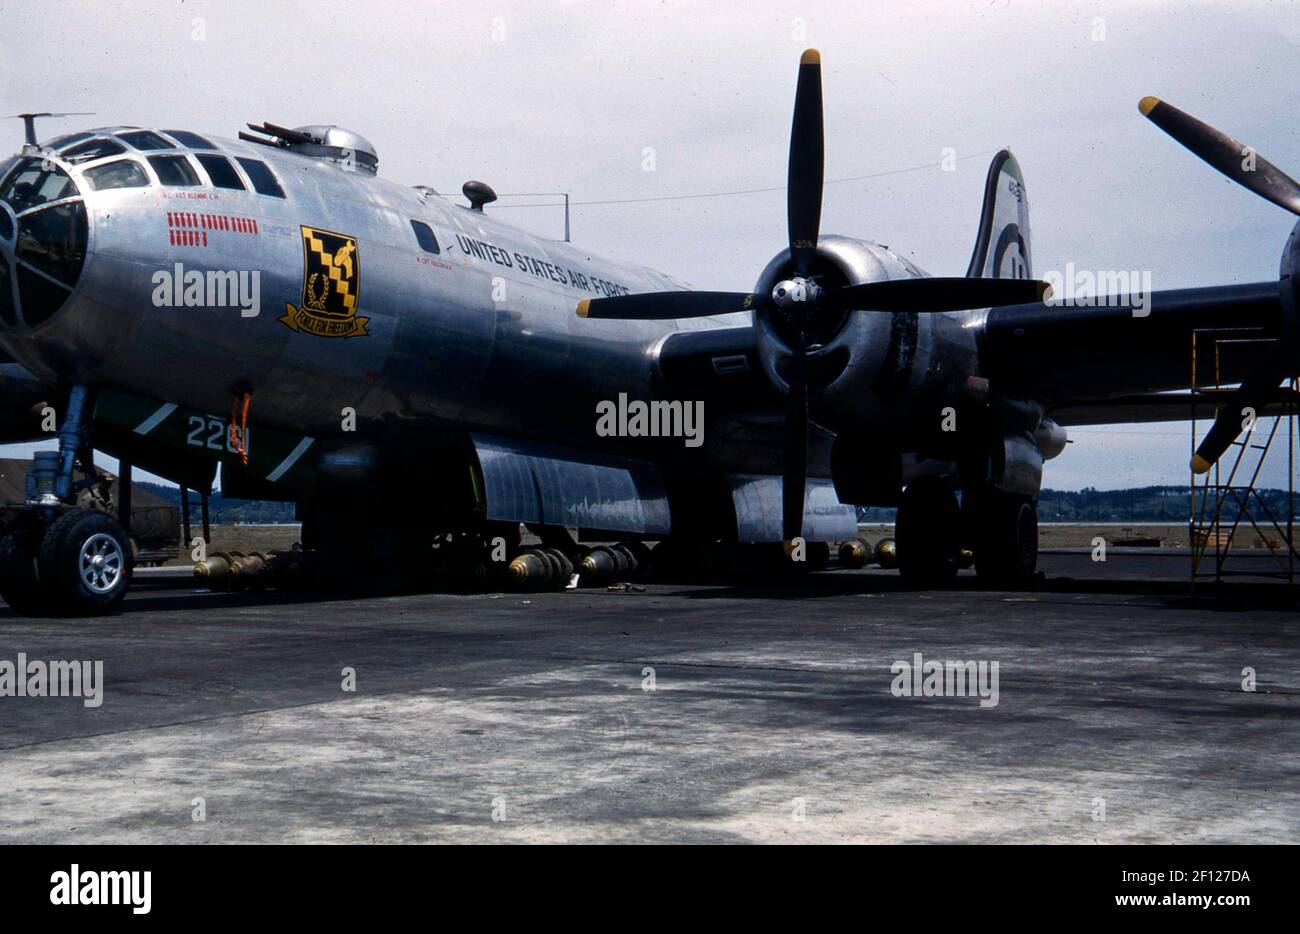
[0,126,981,472]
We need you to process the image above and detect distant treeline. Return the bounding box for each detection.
[137,482,298,524]
[137,481,1294,526]
[859,486,1297,523]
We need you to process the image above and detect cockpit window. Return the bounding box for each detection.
[164,130,218,150]
[195,154,245,190]
[235,158,286,198]
[16,268,73,327]
[0,159,77,213]
[84,159,150,191]
[118,130,175,151]
[45,132,92,151]
[61,137,127,165]
[409,219,440,254]
[16,201,88,287]
[0,160,88,330]
[148,154,201,187]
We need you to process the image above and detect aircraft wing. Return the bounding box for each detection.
[1048,387,1300,426]
[982,282,1285,421]
[655,283,1291,427]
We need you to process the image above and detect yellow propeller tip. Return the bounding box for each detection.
[576,300,591,318]
[801,48,820,66]
[1191,453,1212,474]
[1138,96,1161,116]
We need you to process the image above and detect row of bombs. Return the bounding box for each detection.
[507,542,651,591]
[191,543,653,592]
[508,540,839,590]
[837,538,976,571]
[420,540,836,593]
[514,538,917,591]
[193,549,314,589]
[192,537,968,592]
[839,537,896,569]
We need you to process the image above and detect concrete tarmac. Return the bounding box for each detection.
[0,554,1296,843]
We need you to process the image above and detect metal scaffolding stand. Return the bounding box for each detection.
[1189,328,1300,592]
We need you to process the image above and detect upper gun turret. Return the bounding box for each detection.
[240,122,378,175]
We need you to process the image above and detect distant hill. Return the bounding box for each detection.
[6,459,1286,526]
[139,481,1299,526]
[860,486,1296,523]
[1036,485,1296,522]
[135,482,298,524]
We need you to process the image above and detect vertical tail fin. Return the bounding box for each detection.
[966,149,1032,280]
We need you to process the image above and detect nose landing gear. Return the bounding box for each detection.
[0,509,132,616]
[0,386,133,617]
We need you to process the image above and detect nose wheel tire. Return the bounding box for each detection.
[37,508,132,616]
[895,478,962,587]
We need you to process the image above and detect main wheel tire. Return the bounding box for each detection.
[38,508,132,616]
[895,478,961,587]
[0,525,49,616]
[971,491,1038,587]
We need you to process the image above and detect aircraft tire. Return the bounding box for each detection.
[971,491,1038,587]
[895,478,961,587]
[37,508,132,616]
[0,524,50,616]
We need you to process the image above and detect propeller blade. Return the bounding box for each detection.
[782,346,809,545]
[1192,363,1289,473]
[778,50,821,546]
[787,49,825,276]
[576,290,759,320]
[1140,96,1300,217]
[830,276,1052,313]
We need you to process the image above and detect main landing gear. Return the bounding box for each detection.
[0,386,133,617]
[966,487,1038,587]
[893,478,1038,588]
[895,478,962,586]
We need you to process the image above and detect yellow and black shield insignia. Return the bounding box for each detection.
[279,225,369,338]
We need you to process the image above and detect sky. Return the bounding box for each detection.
[2,0,1299,490]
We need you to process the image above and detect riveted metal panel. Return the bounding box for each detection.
[729,473,858,543]
[471,433,671,536]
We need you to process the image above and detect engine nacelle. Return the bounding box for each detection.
[752,235,982,438]
[1033,416,1068,461]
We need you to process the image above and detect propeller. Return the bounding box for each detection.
[1188,363,1289,474]
[787,49,824,277]
[1139,97,1300,216]
[1139,96,1300,473]
[577,50,1050,545]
